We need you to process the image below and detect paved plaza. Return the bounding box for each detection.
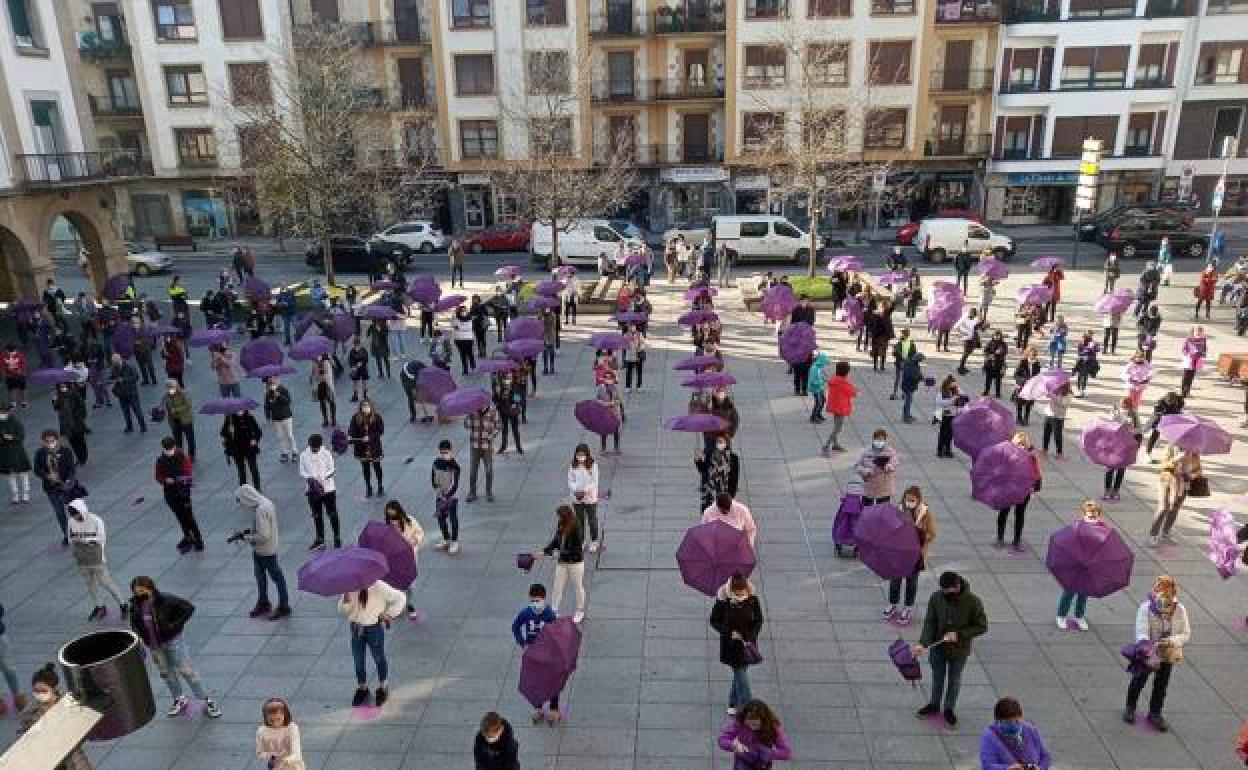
[2,258,1247,769]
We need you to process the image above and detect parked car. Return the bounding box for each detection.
[1077,202,1192,242]
[370,220,450,255]
[661,217,713,247]
[530,219,643,266]
[711,215,810,265]
[460,223,530,253]
[305,236,395,274]
[78,242,175,275]
[913,218,1014,263]
[1096,212,1207,259]
[609,219,652,247]
[895,209,982,245]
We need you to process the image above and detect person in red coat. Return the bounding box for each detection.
[154,436,202,552]
[1042,265,1065,322]
[161,336,186,388]
[821,360,859,454]
[1194,265,1217,320]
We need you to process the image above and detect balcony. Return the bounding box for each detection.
[935,1,1001,21]
[369,20,430,44]
[930,68,995,93]
[1194,71,1248,86]
[391,85,436,110]
[1003,1,1059,21]
[15,151,152,188]
[650,7,726,34]
[594,143,723,166]
[88,94,143,119]
[352,88,387,109]
[1000,79,1045,93]
[924,133,992,157]
[591,79,656,104]
[871,0,917,14]
[77,35,131,62]
[590,12,646,37]
[1066,2,1135,18]
[657,77,725,99]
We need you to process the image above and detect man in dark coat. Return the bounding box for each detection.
[109,353,146,433]
[913,571,988,726]
[32,429,77,544]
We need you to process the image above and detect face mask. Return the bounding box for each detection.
[439,452,451,460]
[362,407,372,414]
[33,691,55,704]
[715,442,727,451]
[530,600,546,612]
[904,500,917,509]
[45,442,58,451]
[996,720,1022,738]
[576,454,587,463]
[484,731,502,744]
[872,440,886,450]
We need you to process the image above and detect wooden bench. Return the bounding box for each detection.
[153,234,197,251]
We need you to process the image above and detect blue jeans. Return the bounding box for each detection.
[542,344,556,373]
[350,622,388,685]
[927,643,966,711]
[218,383,241,398]
[1057,590,1088,618]
[389,329,405,355]
[151,636,208,700]
[253,553,289,609]
[0,633,20,697]
[728,665,752,708]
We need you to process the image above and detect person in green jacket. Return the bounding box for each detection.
[912,571,988,727]
[806,351,828,423]
[161,380,196,460]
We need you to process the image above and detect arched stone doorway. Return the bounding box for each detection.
[33,194,126,298]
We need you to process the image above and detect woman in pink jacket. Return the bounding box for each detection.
[703,492,758,548]
[718,699,792,769]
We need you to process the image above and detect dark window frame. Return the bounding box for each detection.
[164,64,208,106]
[454,53,496,96]
[869,40,913,86]
[174,127,217,167]
[459,119,499,160]
[864,107,908,149]
[152,0,197,41]
[451,0,492,28]
[217,0,263,40]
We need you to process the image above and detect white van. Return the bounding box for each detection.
[913,218,1014,263]
[529,219,642,266]
[711,215,810,264]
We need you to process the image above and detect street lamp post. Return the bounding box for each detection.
[1209,135,1238,265]
[1072,138,1103,270]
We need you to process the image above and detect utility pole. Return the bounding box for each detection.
[1072,138,1103,270]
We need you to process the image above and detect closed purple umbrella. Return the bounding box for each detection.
[519,617,582,709]
[244,276,271,300]
[779,322,816,365]
[241,338,284,373]
[407,280,442,306]
[970,441,1036,510]
[415,367,456,404]
[760,284,797,322]
[827,255,863,272]
[1094,291,1134,315]
[1157,414,1231,455]
[589,332,627,351]
[28,368,79,386]
[434,295,465,313]
[506,317,543,341]
[673,354,721,371]
[371,280,399,291]
[676,520,757,597]
[1080,417,1139,469]
[329,312,355,342]
[358,520,417,591]
[854,503,922,580]
[665,413,729,433]
[678,309,717,326]
[246,364,297,379]
[297,546,389,596]
[535,280,565,297]
[1015,284,1053,307]
[1045,520,1134,598]
[976,260,1009,281]
[199,397,259,415]
[1018,368,1071,401]
[613,311,649,324]
[1030,256,1064,269]
[1209,509,1240,579]
[684,286,717,302]
[290,335,333,360]
[438,387,491,418]
[505,339,544,360]
[476,358,519,374]
[189,328,233,347]
[842,296,864,330]
[525,297,561,313]
[681,372,737,389]
[362,304,401,320]
[952,397,1015,459]
[574,399,620,436]
[103,274,131,301]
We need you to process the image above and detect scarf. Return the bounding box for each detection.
[705,449,731,496]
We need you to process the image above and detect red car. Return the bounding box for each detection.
[460,223,530,253]
[895,210,982,245]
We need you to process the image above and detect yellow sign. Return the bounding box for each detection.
[1079,162,1099,175]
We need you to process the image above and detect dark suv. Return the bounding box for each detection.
[305,236,397,274]
[1096,209,1207,259]
[1077,201,1192,242]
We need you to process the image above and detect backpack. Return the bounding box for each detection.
[888,639,922,683]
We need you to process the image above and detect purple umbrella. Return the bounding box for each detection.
[1045,520,1134,598]
[362,304,401,320]
[434,295,466,313]
[1094,291,1134,315]
[189,328,233,347]
[476,358,519,374]
[779,322,816,365]
[676,520,757,597]
[525,296,561,312]
[827,255,864,272]
[1209,509,1240,580]
[673,354,721,372]
[971,441,1036,510]
[111,323,138,358]
[297,546,389,597]
[371,280,399,291]
[613,311,650,324]
[290,335,333,360]
[1080,417,1140,469]
[1015,284,1052,307]
[241,339,283,372]
[198,397,259,415]
[505,339,544,360]
[293,312,323,342]
[358,520,417,591]
[574,399,621,436]
[875,271,910,286]
[926,293,964,331]
[665,413,729,433]
[244,276,271,300]
[246,364,297,379]
[438,387,491,418]
[1018,368,1071,401]
[407,280,442,306]
[624,252,647,268]
[495,265,522,279]
[1157,414,1231,455]
[103,274,131,301]
[842,296,864,330]
[952,399,1015,459]
[554,265,577,278]
[535,280,565,297]
[506,317,544,342]
[415,367,456,404]
[1030,256,1064,269]
[28,368,78,386]
[589,332,627,351]
[760,284,797,322]
[681,372,737,389]
[976,260,1009,281]
[854,503,922,580]
[678,310,717,326]
[329,312,355,342]
[518,617,582,709]
[683,286,717,303]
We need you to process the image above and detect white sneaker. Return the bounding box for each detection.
[586,542,599,553]
[882,604,897,619]
[448,541,460,555]
[726,707,736,715]
[1074,618,1089,632]
[166,696,189,717]
[1056,616,1066,630]
[434,540,449,550]
[572,611,585,624]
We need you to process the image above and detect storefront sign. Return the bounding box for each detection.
[660,167,729,184]
[458,173,490,186]
[733,174,769,191]
[1005,172,1077,187]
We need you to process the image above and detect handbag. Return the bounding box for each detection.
[1187,475,1211,498]
[742,640,763,665]
[1158,641,1184,665]
[61,480,88,501]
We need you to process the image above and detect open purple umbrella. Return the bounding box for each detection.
[434,295,466,313]
[494,265,521,279]
[842,296,864,330]
[329,312,355,342]
[244,276,271,300]
[932,280,959,294]
[525,297,561,313]
[28,368,78,386]
[678,310,717,326]
[613,311,649,324]
[1015,284,1053,307]
[779,322,816,365]
[358,520,417,591]
[665,413,729,433]
[1094,291,1134,315]
[407,280,442,306]
[676,520,757,597]
[683,286,717,302]
[189,328,233,348]
[362,304,400,320]
[1209,509,1240,580]
[505,339,544,360]
[588,332,627,351]
[1157,414,1232,455]
[854,503,922,580]
[519,617,582,709]
[415,367,456,404]
[875,271,910,286]
[760,284,797,322]
[952,397,1014,459]
[297,546,389,597]
[554,265,577,278]
[623,252,647,268]
[1018,368,1071,401]
[1030,256,1064,269]
[574,399,620,436]
[827,255,863,272]
[971,441,1036,510]
[976,260,1009,281]
[926,293,964,331]
[246,364,297,379]
[681,372,737,389]
[198,396,259,415]
[293,312,323,342]
[1080,417,1139,469]
[476,358,519,374]
[1045,520,1134,598]
[505,317,544,342]
[103,274,131,301]
[289,335,333,360]
[111,323,139,358]
[241,338,283,373]
[535,280,565,297]
[673,354,721,372]
[438,387,491,418]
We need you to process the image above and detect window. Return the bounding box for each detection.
[774,221,801,238]
[745,0,786,18]
[1068,0,1133,15]
[1008,49,1039,90]
[459,120,498,159]
[809,0,851,16]
[1211,107,1243,157]
[30,101,64,154]
[807,43,849,86]
[152,0,196,40]
[236,124,269,167]
[403,120,436,161]
[165,65,208,106]
[451,0,491,28]
[743,112,784,152]
[530,117,573,157]
[454,54,495,96]
[1125,113,1153,155]
[93,3,127,43]
[607,51,635,97]
[526,0,565,25]
[1213,46,1243,84]
[1003,117,1030,159]
[869,41,912,85]
[7,0,44,49]
[1051,116,1118,157]
[310,0,338,21]
[228,62,270,105]
[801,109,846,151]
[864,108,907,148]
[175,127,217,167]
[744,45,786,88]
[1060,46,1127,89]
[218,0,262,39]
[527,51,570,94]
[1135,44,1167,86]
[593,226,621,242]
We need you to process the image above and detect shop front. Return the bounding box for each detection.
[910,171,982,219]
[448,173,495,233]
[985,171,1076,225]
[181,189,231,238]
[654,166,730,230]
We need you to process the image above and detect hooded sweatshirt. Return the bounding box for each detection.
[807,353,829,395]
[473,718,520,770]
[235,483,279,556]
[67,498,107,565]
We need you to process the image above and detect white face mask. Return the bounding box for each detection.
[530,600,545,612]
[33,691,55,703]
[872,440,886,450]
[575,455,587,463]
[715,442,727,451]
[904,500,918,509]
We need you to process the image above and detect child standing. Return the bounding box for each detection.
[256,698,305,770]
[431,439,461,554]
[1048,316,1068,368]
[821,360,858,454]
[511,583,561,725]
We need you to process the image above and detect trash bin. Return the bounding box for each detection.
[58,629,154,741]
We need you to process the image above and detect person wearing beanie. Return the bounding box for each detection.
[154,436,202,553]
[235,484,290,620]
[67,498,127,622]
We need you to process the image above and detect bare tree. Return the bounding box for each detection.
[489,49,638,268]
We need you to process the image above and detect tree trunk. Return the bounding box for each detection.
[551,216,559,269]
[808,211,819,278]
[321,232,336,286]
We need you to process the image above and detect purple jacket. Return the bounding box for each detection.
[718,719,792,769]
[978,722,1051,770]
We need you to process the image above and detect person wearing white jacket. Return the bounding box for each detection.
[298,434,339,550]
[567,444,600,552]
[340,579,405,708]
[66,498,127,622]
[1124,574,1190,731]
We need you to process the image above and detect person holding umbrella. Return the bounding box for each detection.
[596,369,624,454]
[1124,574,1190,731]
[1012,347,1041,425]
[1178,326,1207,399]
[511,583,561,725]
[531,505,587,624]
[913,571,987,726]
[980,329,1008,399]
[299,433,340,550]
[340,577,406,708]
[1151,443,1202,546]
[1055,500,1111,631]
[348,399,385,497]
[233,484,290,620]
[883,486,936,625]
[128,575,221,718]
[211,344,242,398]
[1072,330,1100,398]
[383,500,424,616]
[978,696,1052,770]
[1103,397,1141,501]
[997,432,1041,551]
[1145,390,1184,460]
[718,699,792,767]
[1041,382,1073,460]
[710,573,764,716]
[703,493,759,548]
[0,402,31,504]
[221,408,263,490]
[934,376,964,458]
[854,428,898,505]
[696,434,740,511]
[568,444,600,553]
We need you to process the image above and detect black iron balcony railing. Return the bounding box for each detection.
[591,79,656,103]
[593,143,723,165]
[589,12,646,36]
[88,94,143,118]
[923,133,992,157]
[1143,0,1196,16]
[935,1,1001,21]
[77,36,131,61]
[16,150,152,187]
[391,85,436,110]
[650,7,727,33]
[872,0,917,14]
[369,20,430,44]
[1066,2,1135,18]
[1132,75,1173,88]
[930,68,995,92]
[993,148,1164,160]
[1000,78,1045,93]
[657,77,725,99]
[1003,1,1060,20]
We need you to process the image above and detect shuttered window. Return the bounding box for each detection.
[869,41,912,85]
[228,62,270,104]
[1136,44,1166,85]
[1051,116,1118,157]
[864,108,907,148]
[455,54,495,96]
[218,0,262,39]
